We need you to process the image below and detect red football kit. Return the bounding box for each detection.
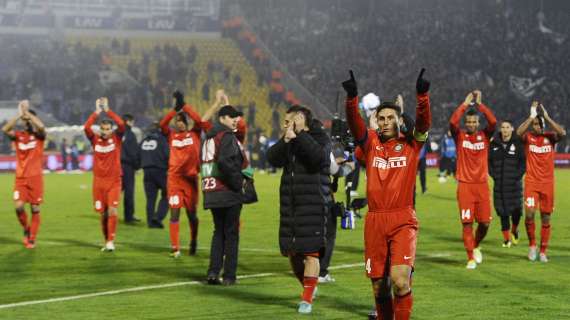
[13,131,45,204]
[160,105,211,210]
[449,103,496,224]
[346,93,431,279]
[84,111,125,213]
[522,131,558,213]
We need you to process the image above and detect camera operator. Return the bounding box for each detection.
[267,105,332,315]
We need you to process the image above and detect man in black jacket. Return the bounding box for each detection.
[267,105,332,315]
[139,122,169,228]
[121,114,141,224]
[202,105,246,286]
[489,120,526,247]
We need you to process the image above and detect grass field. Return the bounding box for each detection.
[0,168,569,319]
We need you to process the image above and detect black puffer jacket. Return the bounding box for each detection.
[267,121,332,256]
[488,134,525,216]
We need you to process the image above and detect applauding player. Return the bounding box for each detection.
[516,102,566,262]
[84,97,125,252]
[2,100,46,249]
[449,90,496,269]
[343,69,431,320]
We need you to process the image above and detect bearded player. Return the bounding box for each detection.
[343,68,431,320]
[84,97,125,252]
[449,90,496,269]
[2,100,46,249]
[516,101,566,262]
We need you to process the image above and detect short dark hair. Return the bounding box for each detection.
[100,119,113,126]
[175,112,188,126]
[123,114,134,122]
[287,105,313,127]
[501,119,513,126]
[28,109,37,116]
[465,109,479,117]
[375,101,401,116]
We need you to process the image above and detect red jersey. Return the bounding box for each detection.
[13,131,45,178]
[345,93,431,212]
[449,103,496,184]
[160,105,211,177]
[84,110,125,179]
[523,131,558,184]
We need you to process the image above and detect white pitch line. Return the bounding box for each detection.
[0,263,361,310]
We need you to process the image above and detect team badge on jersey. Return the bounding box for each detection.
[477,135,482,141]
[394,144,403,152]
[544,138,549,144]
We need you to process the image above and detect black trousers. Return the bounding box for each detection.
[143,168,168,225]
[499,207,523,232]
[208,204,242,280]
[345,163,360,191]
[122,164,136,221]
[319,214,337,277]
[418,157,427,192]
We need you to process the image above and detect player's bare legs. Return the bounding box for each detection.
[371,277,393,320]
[524,208,537,261]
[186,209,199,255]
[539,212,551,262]
[169,208,181,257]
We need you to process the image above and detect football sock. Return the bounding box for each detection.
[474,224,488,247]
[100,214,109,240]
[30,212,40,242]
[301,276,318,303]
[462,225,475,260]
[394,291,413,320]
[170,221,180,251]
[525,218,536,247]
[502,230,510,242]
[540,222,551,254]
[107,215,117,241]
[188,213,199,242]
[16,208,28,230]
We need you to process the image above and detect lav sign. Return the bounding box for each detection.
[147,18,175,30]
[75,17,103,28]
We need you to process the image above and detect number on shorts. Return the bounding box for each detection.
[461,209,471,220]
[203,177,217,190]
[526,197,535,208]
[365,258,372,274]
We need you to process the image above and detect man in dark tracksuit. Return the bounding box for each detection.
[202,105,246,286]
[489,120,525,247]
[267,105,332,314]
[121,114,140,224]
[140,123,169,228]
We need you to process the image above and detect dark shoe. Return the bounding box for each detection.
[222,278,237,286]
[368,308,377,320]
[148,220,164,229]
[189,241,197,255]
[207,276,222,285]
[125,217,141,225]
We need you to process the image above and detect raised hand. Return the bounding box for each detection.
[473,90,482,104]
[342,70,358,98]
[538,103,548,119]
[530,101,538,118]
[283,124,297,143]
[464,92,474,106]
[173,90,185,112]
[395,94,404,113]
[215,89,225,104]
[101,97,110,112]
[416,68,430,94]
[18,100,29,117]
[292,113,306,133]
[95,98,103,114]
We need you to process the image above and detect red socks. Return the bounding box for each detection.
[462,225,475,260]
[502,230,510,242]
[100,214,109,240]
[170,221,180,251]
[375,295,394,320]
[540,223,551,254]
[16,209,28,230]
[29,213,41,242]
[525,219,536,247]
[107,215,117,241]
[301,276,318,303]
[394,292,413,320]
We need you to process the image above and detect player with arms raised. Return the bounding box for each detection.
[516,101,566,262]
[342,68,431,320]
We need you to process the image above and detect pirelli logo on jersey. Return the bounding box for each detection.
[172,137,194,148]
[529,144,552,153]
[94,143,116,153]
[17,141,37,151]
[372,156,407,169]
[462,140,485,151]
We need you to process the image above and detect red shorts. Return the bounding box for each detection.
[524,182,554,213]
[364,208,418,279]
[167,175,198,210]
[14,175,44,204]
[93,177,121,213]
[457,182,491,224]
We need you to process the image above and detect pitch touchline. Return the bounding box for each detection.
[0,263,363,310]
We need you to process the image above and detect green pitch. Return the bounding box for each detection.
[0,169,569,319]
